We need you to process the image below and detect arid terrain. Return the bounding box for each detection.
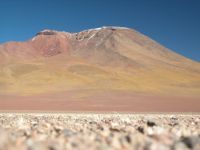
[0,113,199,150]
[0,93,200,112]
[0,26,200,111]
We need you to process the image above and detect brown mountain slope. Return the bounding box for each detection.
[0,26,200,111]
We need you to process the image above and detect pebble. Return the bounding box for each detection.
[62,129,75,137]
[0,114,199,150]
[137,126,144,134]
[147,120,157,127]
[181,136,200,149]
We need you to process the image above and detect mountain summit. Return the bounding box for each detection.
[0,27,200,111]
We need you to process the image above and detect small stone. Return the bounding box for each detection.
[147,121,156,127]
[54,126,63,134]
[147,127,154,135]
[24,128,31,137]
[62,129,75,137]
[31,121,38,126]
[17,117,28,129]
[94,135,102,142]
[173,142,190,150]
[109,127,120,132]
[125,135,131,143]
[170,116,178,120]
[48,142,62,150]
[110,122,119,128]
[181,136,200,149]
[71,142,78,148]
[137,126,144,134]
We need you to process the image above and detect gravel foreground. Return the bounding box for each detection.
[0,113,199,150]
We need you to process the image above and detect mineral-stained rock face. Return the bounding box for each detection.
[30,30,70,57]
[0,26,200,111]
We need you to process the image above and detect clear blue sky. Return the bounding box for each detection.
[1,0,200,62]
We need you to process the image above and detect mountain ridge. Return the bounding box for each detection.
[0,26,200,99]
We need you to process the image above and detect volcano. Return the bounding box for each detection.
[0,26,200,111]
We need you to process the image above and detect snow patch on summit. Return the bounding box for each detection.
[80,26,130,33]
[93,26,130,30]
[31,37,36,41]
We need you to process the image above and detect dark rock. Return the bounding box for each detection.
[137,126,144,134]
[169,123,179,126]
[181,136,200,149]
[125,135,131,143]
[109,127,120,132]
[170,117,178,121]
[54,127,62,134]
[147,121,156,127]
[48,142,61,150]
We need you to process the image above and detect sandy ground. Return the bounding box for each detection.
[0,113,199,150]
[0,92,200,111]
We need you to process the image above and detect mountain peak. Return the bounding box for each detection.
[35,26,131,36]
[36,29,59,36]
[0,26,200,99]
